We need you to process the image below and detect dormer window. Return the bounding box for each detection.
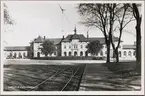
[69,45,71,49]
[81,45,83,48]
[74,44,78,49]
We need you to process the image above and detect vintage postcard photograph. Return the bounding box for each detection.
[0,0,144,95]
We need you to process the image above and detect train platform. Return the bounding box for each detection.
[79,63,141,91]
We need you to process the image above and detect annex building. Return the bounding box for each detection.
[4,29,136,60]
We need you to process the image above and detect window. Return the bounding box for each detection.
[80,51,83,56]
[23,52,26,57]
[69,52,71,56]
[9,53,12,57]
[19,53,22,58]
[119,51,121,57]
[64,45,66,49]
[14,53,17,58]
[124,51,126,56]
[54,52,57,55]
[128,51,131,56]
[133,51,136,56]
[69,45,71,49]
[81,45,83,48]
[100,51,103,56]
[74,44,78,49]
[64,52,67,56]
[74,51,77,56]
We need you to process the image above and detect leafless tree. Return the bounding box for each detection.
[4,3,13,25]
[77,3,135,63]
[110,4,135,62]
[77,4,116,63]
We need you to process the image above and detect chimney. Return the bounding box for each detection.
[44,36,46,40]
[63,35,64,39]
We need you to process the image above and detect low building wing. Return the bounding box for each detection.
[4,46,30,51]
[123,45,136,49]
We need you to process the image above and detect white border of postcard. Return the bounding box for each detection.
[1,0,144,95]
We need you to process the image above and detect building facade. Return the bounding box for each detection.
[4,29,136,60]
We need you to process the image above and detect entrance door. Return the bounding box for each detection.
[74,51,77,56]
[37,52,40,58]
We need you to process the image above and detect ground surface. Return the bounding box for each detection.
[3,59,141,91]
[79,63,141,91]
[4,60,85,91]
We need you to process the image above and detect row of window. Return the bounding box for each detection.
[99,51,135,57]
[64,51,84,56]
[124,51,136,56]
[64,45,83,49]
[7,52,27,59]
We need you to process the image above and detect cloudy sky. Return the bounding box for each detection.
[2,1,139,46]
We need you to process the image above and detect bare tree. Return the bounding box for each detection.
[110,4,135,62]
[4,3,13,25]
[78,3,135,63]
[78,4,116,63]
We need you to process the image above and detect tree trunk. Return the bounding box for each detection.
[115,49,119,63]
[132,4,141,73]
[106,41,110,63]
[136,18,141,72]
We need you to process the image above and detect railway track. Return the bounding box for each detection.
[29,64,85,91]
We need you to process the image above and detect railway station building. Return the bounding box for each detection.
[4,28,136,60]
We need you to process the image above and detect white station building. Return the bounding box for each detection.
[4,28,136,60]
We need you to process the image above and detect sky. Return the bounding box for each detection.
[2,1,138,46]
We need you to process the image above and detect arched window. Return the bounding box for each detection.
[23,52,26,57]
[19,53,22,59]
[74,51,77,56]
[64,52,67,56]
[124,51,126,56]
[9,52,12,58]
[128,51,131,56]
[100,51,103,56]
[85,51,88,57]
[133,51,136,56]
[80,51,83,56]
[69,52,71,56]
[119,51,121,57]
[14,53,17,58]
[54,52,57,55]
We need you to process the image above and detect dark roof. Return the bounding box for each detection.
[45,38,62,45]
[62,34,87,42]
[33,36,44,43]
[62,34,120,43]
[123,45,136,49]
[33,34,120,44]
[33,36,62,45]
[4,46,30,51]
[87,38,105,43]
